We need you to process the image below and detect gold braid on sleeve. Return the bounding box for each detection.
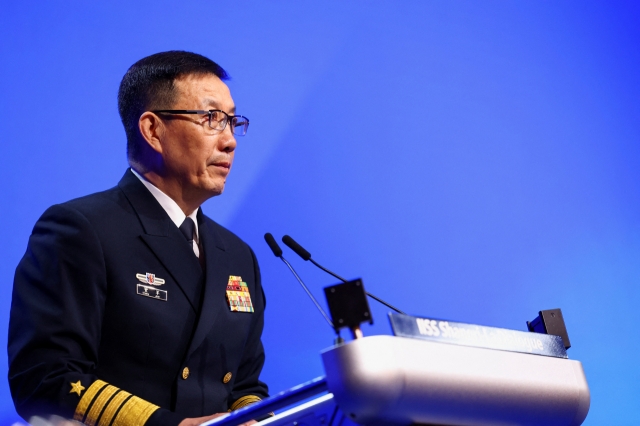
[73,379,159,426]
[228,395,263,412]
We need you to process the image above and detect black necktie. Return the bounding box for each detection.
[179,217,196,246]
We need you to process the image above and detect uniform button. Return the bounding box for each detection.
[223,372,232,384]
[182,367,190,380]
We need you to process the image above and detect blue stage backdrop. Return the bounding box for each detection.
[1,2,639,424]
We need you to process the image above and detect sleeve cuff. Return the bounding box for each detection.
[73,379,160,425]
[228,395,263,412]
[229,395,274,422]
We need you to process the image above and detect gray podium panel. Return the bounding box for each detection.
[322,335,590,426]
[205,336,589,426]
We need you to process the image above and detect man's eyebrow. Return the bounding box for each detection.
[203,98,220,108]
[203,98,236,114]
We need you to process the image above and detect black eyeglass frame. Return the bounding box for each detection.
[152,109,250,136]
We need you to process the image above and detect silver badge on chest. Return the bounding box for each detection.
[136,273,167,301]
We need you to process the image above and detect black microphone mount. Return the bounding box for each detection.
[264,233,335,331]
[281,235,406,315]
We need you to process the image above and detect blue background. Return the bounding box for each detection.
[1,1,639,424]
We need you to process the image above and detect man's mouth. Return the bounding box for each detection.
[211,161,231,169]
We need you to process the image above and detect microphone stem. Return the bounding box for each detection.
[365,292,406,315]
[281,256,335,329]
[310,258,347,282]
[310,259,406,315]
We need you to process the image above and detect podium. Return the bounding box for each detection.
[205,335,590,426]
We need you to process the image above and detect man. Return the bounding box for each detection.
[8,51,268,426]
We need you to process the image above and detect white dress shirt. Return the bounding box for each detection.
[130,168,200,258]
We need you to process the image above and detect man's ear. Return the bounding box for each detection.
[138,112,164,154]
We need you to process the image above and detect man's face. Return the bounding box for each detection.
[159,73,237,201]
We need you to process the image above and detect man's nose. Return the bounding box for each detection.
[219,127,237,152]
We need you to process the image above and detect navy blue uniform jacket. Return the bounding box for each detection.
[8,170,268,425]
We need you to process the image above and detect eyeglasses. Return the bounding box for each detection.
[152,110,250,136]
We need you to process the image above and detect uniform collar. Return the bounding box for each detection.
[130,168,199,243]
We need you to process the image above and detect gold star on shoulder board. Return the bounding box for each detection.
[70,381,85,396]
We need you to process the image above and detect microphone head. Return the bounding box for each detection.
[264,233,283,257]
[282,235,312,261]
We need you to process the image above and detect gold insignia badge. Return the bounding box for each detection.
[226,276,254,313]
[70,380,85,396]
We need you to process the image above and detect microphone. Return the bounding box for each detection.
[281,235,310,260]
[264,233,334,330]
[264,232,283,257]
[281,235,407,315]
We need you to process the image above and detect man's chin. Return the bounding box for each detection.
[190,176,227,203]
[201,183,225,199]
